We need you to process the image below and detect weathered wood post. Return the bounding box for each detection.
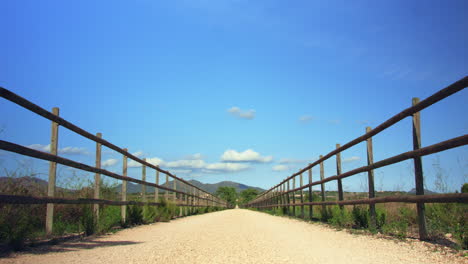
[292,176,296,217]
[155,167,159,203]
[173,177,177,202]
[319,155,326,219]
[308,165,313,220]
[190,186,194,215]
[121,148,128,223]
[280,184,284,213]
[184,187,188,216]
[300,173,304,219]
[94,132,102,225]
[142,158,147,203]
[336,144,344,209]
[286,180,291,216]
[278,186,282,211]
[366,127,376,229]
[412,98,428,240]
[165,174,169,201]
[46,107,59,236]
[283,182,287,214]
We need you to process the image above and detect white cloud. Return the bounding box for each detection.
[27,144,88,155]
[165,159,206,169]
[221,149,273,163]
[343,156,360,163]
[128,160,142,168]
[115,150,256,174]
[28,144,50,152]
[102,158,118,167]
[185,153,204,160]
[171,169,193,174]
[204,163,250,172]
[272,165,289,171]
[299,115,314,123]
[59,146,89,155]
[227,106,256,120]
[128,157,165,168]
[146,157,164,166]
[132,151,144,157]
[279,158,309,164]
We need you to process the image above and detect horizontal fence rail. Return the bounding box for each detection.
[246,76,468,241]
[0,87,230,235]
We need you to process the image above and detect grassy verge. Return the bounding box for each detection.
[0,175,225,252]
[251,202,467,250]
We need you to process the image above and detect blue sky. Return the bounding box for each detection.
[0,0,467,192]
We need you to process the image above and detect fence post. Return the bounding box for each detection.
[292,176,296,217]
[277,186,280,211]
[173,177,177,202]
[155,167,159,203]
[46,107,59,236]
[300,173,304,219]
[412,97,428,240]
[94,132,102,225]
[121,148,128,223]
[142,158,147,203]
[184,187,188,216]
[308,165,313,220]
[286,180,291,216]
[191,187,194,214]
[165,174,169,201]
[336,144,344,209]
[366,127,377,229]
[283,183,287,213]
[319,155,326,219]
[279,184,283,212]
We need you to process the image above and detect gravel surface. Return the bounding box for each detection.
[1,209,465,264]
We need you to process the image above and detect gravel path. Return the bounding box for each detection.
[0,209,465,264]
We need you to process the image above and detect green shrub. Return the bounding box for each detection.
[0,204,44,250]
[382,221,408,239]
[0,206,32,250]
[376,208,386,231]
[352,206,369,229]
[143,205,157,223]
[462,183,468,194]
[80,205,95,236]
[320,206,333,222]
[126,205,143,226]
[382,207,410,238]
[98,206,121,233]
[328,206,353,228]
[155,198,177,222]
[426,203,467,249]
[273,207,284,216]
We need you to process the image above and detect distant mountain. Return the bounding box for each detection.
[187,180,264,194]
[407,188,438,195]
[0,176,264,195]
[113,179,264,194]
[0,176,68,194]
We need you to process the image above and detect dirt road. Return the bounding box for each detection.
[0,209,464,264]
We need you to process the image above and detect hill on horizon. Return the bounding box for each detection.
[0,176,264,195]
[112,179,264,194]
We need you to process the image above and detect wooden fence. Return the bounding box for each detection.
[245,76,468,240]
[0,88,229,235]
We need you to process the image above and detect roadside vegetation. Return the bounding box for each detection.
[0,167,225,251]
[251,183,467,250]
[215,186,260,207]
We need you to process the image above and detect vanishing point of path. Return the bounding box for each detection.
[1,209,463,264]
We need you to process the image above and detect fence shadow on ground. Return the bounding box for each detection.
[0,238,141,258]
